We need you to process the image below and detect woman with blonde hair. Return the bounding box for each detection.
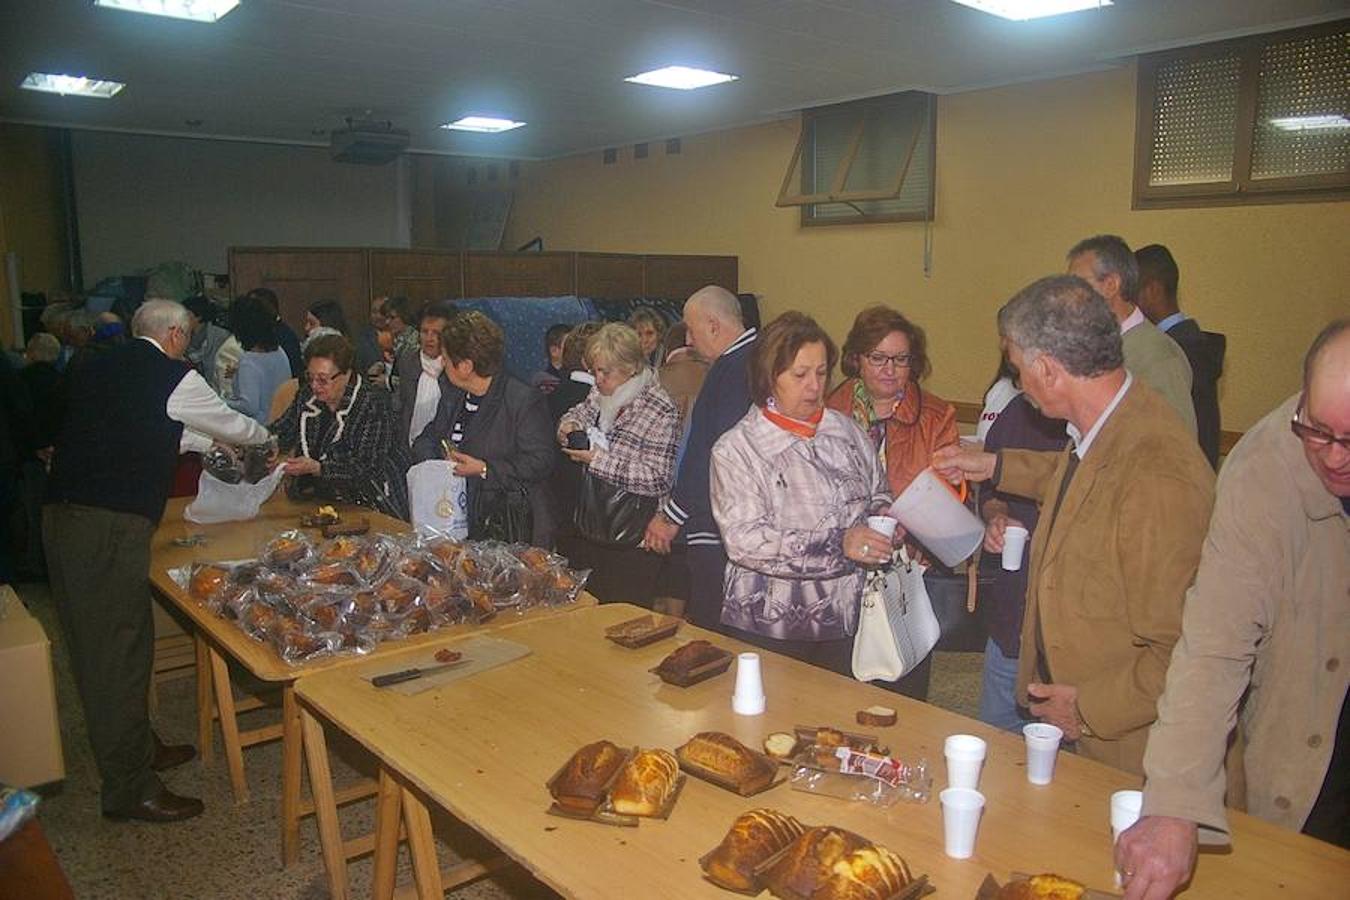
[559,322,680,605]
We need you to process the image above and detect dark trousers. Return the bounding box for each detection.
[573,540,663,608]
[728,627,855,679]
[43,503,162,812]
[685,544,729,632]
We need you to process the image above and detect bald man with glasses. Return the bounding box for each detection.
[1116,319,1350,898]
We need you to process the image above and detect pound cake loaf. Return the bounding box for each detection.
[676,731,777,793]
[702,808,806,892]
[549,740,627,815]
[609,748,679,817]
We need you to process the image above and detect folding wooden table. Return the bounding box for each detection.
[148,495,594,877]
[295,603,1350,900]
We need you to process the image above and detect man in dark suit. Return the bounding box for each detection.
[1136,244,1224,467]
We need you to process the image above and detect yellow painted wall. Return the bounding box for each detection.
[505,63,1349,431]
[0,124,68,346]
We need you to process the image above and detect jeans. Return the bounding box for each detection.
[979,637,1029,733]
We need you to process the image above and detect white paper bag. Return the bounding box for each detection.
[406,460,469,538]
[184,465,286,525]
[852,547,941,682]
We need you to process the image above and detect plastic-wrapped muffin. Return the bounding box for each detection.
[319,535,364,563]
[306,562,359,586]
[262,531,312,568]
[188,564,230,603]
[396,552,438,582]
[375,576,422,616]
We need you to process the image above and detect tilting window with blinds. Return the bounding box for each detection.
[778,91,936,225]
[1134,21,1349,207]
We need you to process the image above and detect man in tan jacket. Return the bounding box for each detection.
[1116,320,1350,899]
[935,275,1214,774]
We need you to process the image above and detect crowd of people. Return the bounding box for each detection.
[17,233,1347,900]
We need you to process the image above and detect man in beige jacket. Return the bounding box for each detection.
[934,275,1214,774]
[1116,320,1350,899]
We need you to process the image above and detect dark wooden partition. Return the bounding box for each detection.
[575,253,645,299]
[462,252,575,297]
[369,250,462,305]
[229,248,369,336]
[644,254,739,300]
[230,247,738,322]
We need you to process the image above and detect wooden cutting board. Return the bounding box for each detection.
[363,635,531,695]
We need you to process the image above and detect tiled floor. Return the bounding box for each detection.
[18,580,983,899]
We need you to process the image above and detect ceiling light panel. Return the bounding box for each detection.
[441,116,527,133]
[20,72,125,99]
[94,1,240,23]
[624,66,738,90]
[948,0,1112,21]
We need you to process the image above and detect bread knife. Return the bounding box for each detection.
[372,657,468,687]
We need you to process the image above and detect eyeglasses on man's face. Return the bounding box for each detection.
[1291,398,1350,451]
[863,351,913,370]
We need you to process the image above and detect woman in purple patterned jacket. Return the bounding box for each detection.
[558,323,680,606]
[710,312,894,676]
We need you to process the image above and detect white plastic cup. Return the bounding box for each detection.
[939,788,986,859]
[1023,723,1064,785]
[866,515,899,539]
[731,652,766,716]
[1110,789,1143,841]
[944,734,987,790]
[1001,525,1030,571]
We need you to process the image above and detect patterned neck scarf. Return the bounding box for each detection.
[762,404,824,439]
[850,378,895,466]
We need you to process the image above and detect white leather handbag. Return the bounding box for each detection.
[851,547,942,682]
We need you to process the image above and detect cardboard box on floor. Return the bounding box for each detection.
[0,586,64,787]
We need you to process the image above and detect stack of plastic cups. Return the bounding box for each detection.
[731,652,765,716]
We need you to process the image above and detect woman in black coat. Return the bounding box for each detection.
[274,334,410,519]
[411,312,556,547]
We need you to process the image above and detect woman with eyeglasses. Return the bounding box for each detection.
[825,305,958,699]
[272,333,409,518]
[826,306,959,497]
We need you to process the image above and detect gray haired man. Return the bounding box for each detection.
[934,275,1213,775]
[45,299,270,823]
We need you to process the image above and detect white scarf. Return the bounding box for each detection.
[595,368,654,433]
[408,352,443,445]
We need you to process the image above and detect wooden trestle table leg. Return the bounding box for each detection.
[194,634,214,765]
[207,646,248,802]
[280,683,303,866]
[301,707,350,900]
[371,767,403,900]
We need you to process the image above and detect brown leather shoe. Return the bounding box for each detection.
[103,788,204,823]
[151,733,196,771]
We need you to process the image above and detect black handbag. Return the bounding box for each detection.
[470,483,533,544]
[573,469,658,547]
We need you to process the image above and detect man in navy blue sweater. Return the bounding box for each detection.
[643,286,757,630]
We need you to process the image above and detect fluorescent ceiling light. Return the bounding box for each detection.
[94,0,240,22]
[948,0,1112,21]
[20,72,125,99]
[624,66,738,90]
[1269,114,1350,132]
[441,116,527,133]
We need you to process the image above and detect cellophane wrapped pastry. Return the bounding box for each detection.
[181,529,589,665]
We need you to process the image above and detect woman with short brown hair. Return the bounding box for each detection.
[709,312,894,676]
[411,312,556,545]
[827,304,957,497]
[826,304,958,698]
